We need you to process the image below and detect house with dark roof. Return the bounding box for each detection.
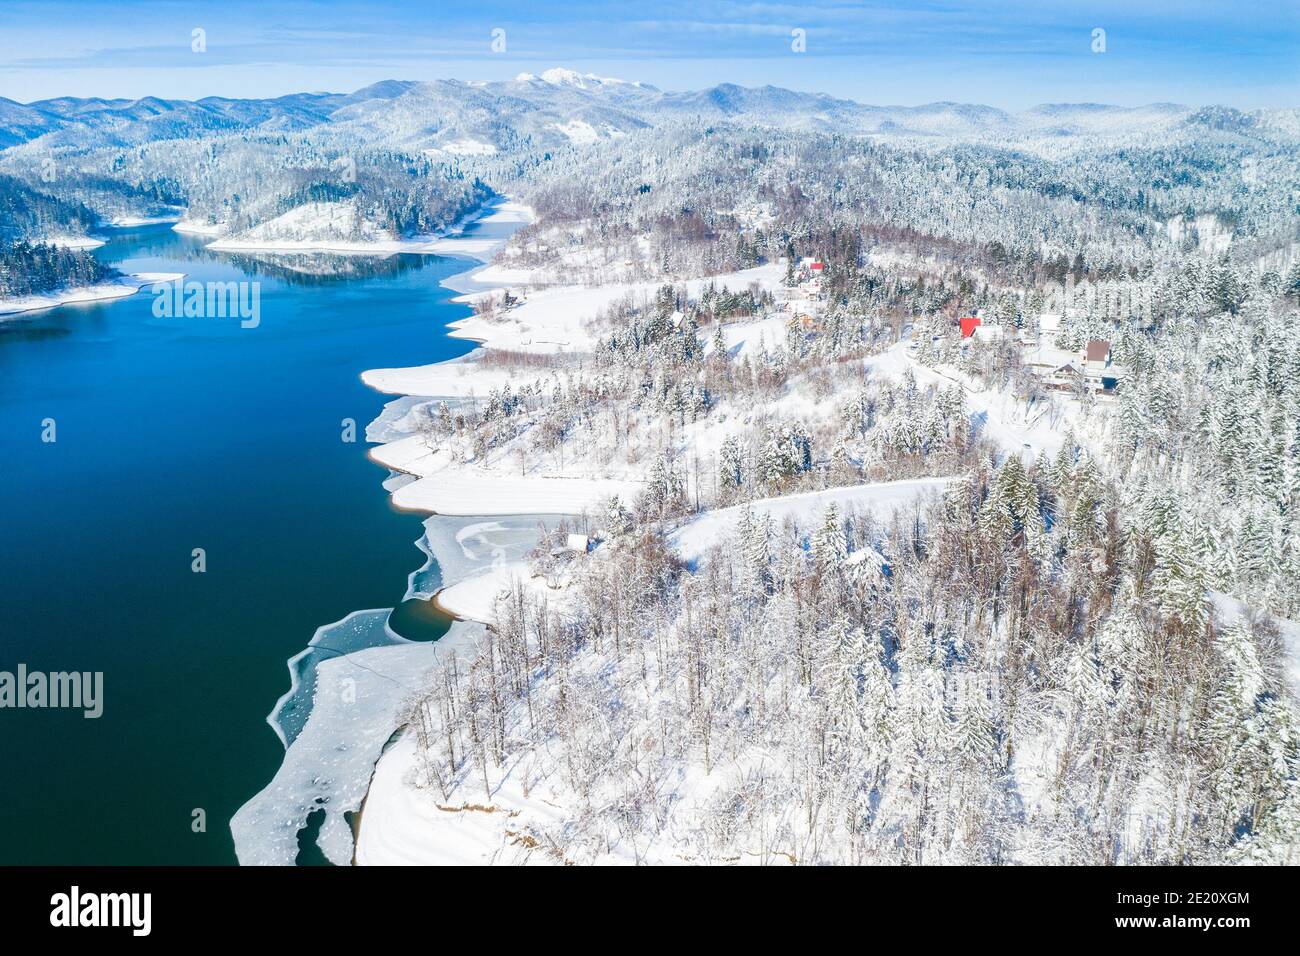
[1082,339,1124,393]
[1044,360,1086,390]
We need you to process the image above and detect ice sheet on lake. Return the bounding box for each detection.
[366,394,477,444]
[230,518,556,866]
[408,513,568,602]
[264,608,406,748]
[366,395,431,444]
[230,614,486,866]
[382,469,417,494]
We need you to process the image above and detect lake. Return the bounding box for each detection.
[0,220,501,863]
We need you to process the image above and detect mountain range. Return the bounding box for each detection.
[4,67,1292,155]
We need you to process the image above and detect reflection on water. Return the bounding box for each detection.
[0,321,75,343]
[222,251,435,285]
[94,224,438,286]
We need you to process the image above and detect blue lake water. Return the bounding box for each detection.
[0,221,495,863]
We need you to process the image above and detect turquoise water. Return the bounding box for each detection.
[0,222,492,864]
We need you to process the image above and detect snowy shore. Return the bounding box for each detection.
[42,235,104,250]
[359,260,786,554]
[201,199,534,259]
[0,272,185,318]
[232,201,550,865]
[230,613,489,866]
[357,476,956,866]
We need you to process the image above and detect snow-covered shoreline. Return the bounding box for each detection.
[173,219,226,238]
[0,272,186,318]
[234,200,546,865]
[27,212,184,252]
[201,199,534,259]
[230,612,490,866]
[41,235,104,250]
[350,203,655,864]
[108,211,183,227]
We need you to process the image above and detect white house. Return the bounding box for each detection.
[1082,339,1125,393]
[971,324,1005,344]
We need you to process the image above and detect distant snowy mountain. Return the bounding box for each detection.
[0,69,1216,153]
[515,68,652,90]
[4,82,414,150]
[325,76,656,152]
[0,97,66,148]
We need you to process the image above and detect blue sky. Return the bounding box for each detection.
[1,1,1296,107]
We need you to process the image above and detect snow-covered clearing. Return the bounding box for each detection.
[870,340,1080,460]
[426,138,498,157]
[670,478,951,565]
[442,263,781,356]
[710,313,788,360]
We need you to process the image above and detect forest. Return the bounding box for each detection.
[0,239,115,297]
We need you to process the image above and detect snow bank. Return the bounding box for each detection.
[40,235,104,250]
[355,731,561,865]
[0,282,136,317]
[0,272,185,318]
[173,218,227,237]
[109,212,182,226]
[362,353,556,398]
[411,513,571,624]
[435,561,530,622]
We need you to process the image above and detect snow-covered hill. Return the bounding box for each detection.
[206,200,394,251]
